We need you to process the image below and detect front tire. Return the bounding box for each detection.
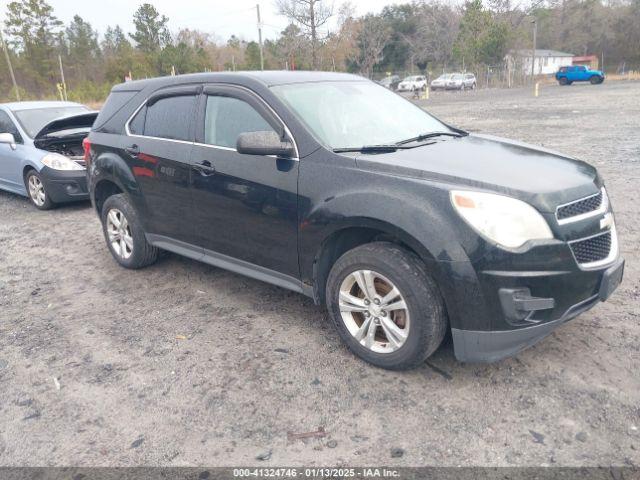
[100,194,159,269]
[559,77,568,85]
[326,242,447,370]
[25,170,54,210]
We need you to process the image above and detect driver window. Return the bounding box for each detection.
[204,95,275,149]
[0,111,22,144]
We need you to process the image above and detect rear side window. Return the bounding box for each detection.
[93,90,138,130]
[0,110,22,143]
[204,95,274,148]
[142,95,196,141]
[129,106,146,135]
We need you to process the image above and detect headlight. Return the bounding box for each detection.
[41,153,84,171]
[450,190,553,249]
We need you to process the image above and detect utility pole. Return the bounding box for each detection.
[0,30,20,101]
[256,4,264,71]
[531,18,537,85]
[58,54,68,101]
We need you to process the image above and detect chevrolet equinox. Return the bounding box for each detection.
[86,72,624,370]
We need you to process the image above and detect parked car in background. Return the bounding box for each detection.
[397,75,427,92]
[556,65,605,85]
[431,73,477,91]
[430,74,453,91]
[0,101,96,209]
[378,75,401,91]
[87,71,623,370]
[459,73,477,89]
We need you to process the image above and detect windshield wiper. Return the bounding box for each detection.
[396,131,465,146]
[333,144,400,153]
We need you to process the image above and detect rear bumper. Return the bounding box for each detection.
[39,166,89,203]
[450,257,624,362]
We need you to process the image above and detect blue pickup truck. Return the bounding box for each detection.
[556,65,605,85]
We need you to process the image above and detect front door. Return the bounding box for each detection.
[189,85,300,279]
[0,110,25,193]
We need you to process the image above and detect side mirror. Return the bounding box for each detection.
[236,131,295,158]
[0,133,16,150]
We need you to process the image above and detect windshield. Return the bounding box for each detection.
[436,74,452,81]
[271,81,450,150]
[452,74,463,80]
[13,106,88,138]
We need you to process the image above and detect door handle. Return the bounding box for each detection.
[193,160,216,176]
[125,144,139,156]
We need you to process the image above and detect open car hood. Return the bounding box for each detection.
[33,112,98,140]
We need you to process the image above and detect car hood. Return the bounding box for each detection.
[33,112,98,140]
[352,133,600,212]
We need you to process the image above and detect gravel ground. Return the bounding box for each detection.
[0,81,638,467]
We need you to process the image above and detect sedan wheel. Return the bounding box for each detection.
[338,269,410,354]
[106,208,134,259]
[28,174,46,207]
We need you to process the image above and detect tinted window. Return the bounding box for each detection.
[94,90,138,129]
[143,95,195,141]
[0,110,22,143]
[129,106,146,135]
[204,95,274,148]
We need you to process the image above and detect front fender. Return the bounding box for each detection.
[298,189,488,330]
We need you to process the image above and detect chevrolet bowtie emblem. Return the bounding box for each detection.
[600,212,613,230]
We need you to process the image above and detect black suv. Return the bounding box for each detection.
[86,72,624,370]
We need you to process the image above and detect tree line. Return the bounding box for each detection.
[1,0,639,102]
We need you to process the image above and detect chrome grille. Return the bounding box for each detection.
[570,231,612,264]
[557,190,603,221]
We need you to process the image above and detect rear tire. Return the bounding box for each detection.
[325,242,447,370]
[100,194,159,269]
[25,170,54,210]
[559,77,568,85]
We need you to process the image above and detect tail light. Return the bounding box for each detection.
[82,137,91,166]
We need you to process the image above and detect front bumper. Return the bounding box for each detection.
[39,166,89,203]
[452,257,624,362]
[441,202,624,363]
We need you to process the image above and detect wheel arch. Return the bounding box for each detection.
[311,218,440,306]
[22,163,40,183]
[89,150,140,215]
[93,179,124,214]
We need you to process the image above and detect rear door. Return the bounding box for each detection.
[189,85,300,278]
[577,66,589,81]
[0,109,26,192]
[124,86,199,244]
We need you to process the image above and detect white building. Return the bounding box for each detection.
[506,49,574,75]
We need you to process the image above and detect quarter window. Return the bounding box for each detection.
[204,95,275,148]
[138,95,195,141]
[0,110,22,143]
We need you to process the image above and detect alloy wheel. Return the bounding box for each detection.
[106,208,134,259]
[338,269,410,354]
[28,175,46,207]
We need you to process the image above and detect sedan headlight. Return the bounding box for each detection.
[41,153,84,171]
[450,190,553,249]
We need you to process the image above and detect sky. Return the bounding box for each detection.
[0,0,407,43]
